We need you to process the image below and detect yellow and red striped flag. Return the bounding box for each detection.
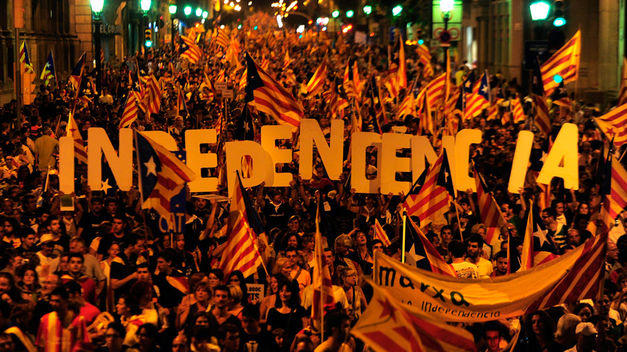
[464,73,490,119]
[416,44,433,78]
[119,92,140,128]
[405,216,457,277]
[351,283,476,352]
[180,35,202,64]
[595,103,627,147]
[383,68,401,99]
[398,38,407,89]
[402,152,454,227]
[532,94,551,135]
[244,53,303,130]
[215,28,229,48]
[305,62,327,96]
[142,75,161,115]
[220,173,265,277]
[19,41,35,74]
[425,73,446,111]
[396,93,416,119]
[312,198,335,319]
[519,203,534,272]
[372,219,391,247]
[541,30,581,95]
[604,157,627,224]
[511,97,525,124]
[66,112,87,164]
[135,131,196,229]
[473,168,506,252]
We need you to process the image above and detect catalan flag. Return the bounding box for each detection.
[526,229,607,313]
[474,168,506,252]
[520,203,535,272]
[142,75,161,115]
[219,173,265,277]
[397,38,407,89]
[416,44,433,78]
[402,151,455,227]
[19,42,34,74]
[383,68,401,99]
[66,112,87,164]
[135,131,196,228]
[372,219,391,247]
[119,92,140,128]
[179,36,202,64]
[425,73,446,111]
[595,103,627,147]
[305,61,327,96]
[312,198,335,319]
[603,156,627,225]
[405,216,457,277]
[532,94,551,135]
[244,53,303,130]
[215,28,229,49]
[540,30,581,95]
[464,73,490,119]
[396,93,416,119]
[69,52,86,92]
[511,96,525,124]
[40,51,56,86]
[352,283,476,352]
[323,86,349,119]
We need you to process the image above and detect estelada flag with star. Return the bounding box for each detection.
[351,281,476,352]
[403,215,456,277]
[135,131,196,229]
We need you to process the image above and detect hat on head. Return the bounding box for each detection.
[575,322,597,336]
[39,233,55,244]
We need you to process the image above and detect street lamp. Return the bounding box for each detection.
[140,0,151,51]
[195,7,202,17]
[439,0,454,68]
[332,10,340,18]
[202,11,208,19]
[169,3,177,51]
[392,4,403,17]
[529,1,550,21]
[363,5,372,15]
[184,5,192,16]
[140,0,151,12]
[90,0,104,93]
[346,10,354,18]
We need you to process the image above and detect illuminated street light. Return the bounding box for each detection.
[346,10,354,18]
[332,10,340,18]
[553,17,566,27]
[140,0,151,12]
[529,1,550,21]
[168,4,177,14]
[90,0,104,13]
[392,4,402,17]
[184,5,192,16]
[439,0,454,13]
[202,10,208,18]
[363,5,372,15]
[195,7,202,16]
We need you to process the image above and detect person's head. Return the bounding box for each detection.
[136,264,151,282]
[552,200,565,216]
[175,233,185,251]
[213,285,230,309]
[241,304,260,332]
[49,287,69,313]
[40,273,59,295]
[483,321,505,352]
[334,235,352,256]
[541,208,556,226]
[105,322,126,351]
[574,303,594,322]
[21,233,37,249]
[355,231,368,246]
[107,242,121,259]
[172,334,188,352]
[324,307,350,342]
[574,322,597,351]
[0,273,13,296]
[116,296,132,317]
[47,216,61,235]
[156,249,175,274]
[288,216,301,232]
[193,312,211,329]
[448,240,466,259]
[323,248,334,266]
[494,250,508,274]
[193,282,211,303]
[440,226,453,245]
[227,284,243,307]
[0,333,14,352]
[136,323,158,350]
[68,253,84,275]
[208,269,224,288]
[554,313,581,347]
[69,237,86,254]
[16,265,38,287]
[595,293,611,315]
[217,323,241,352]
[372,239,384,253]
[567,228,582,247]
[276,278,300,308]
[528,310,555,341]
[286,234,300,250]
[466,234,483,259]
[285,248,299,268]
[111,216,125,235]
[339,267,358,287]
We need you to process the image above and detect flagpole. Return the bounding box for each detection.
[453,200,464,242]
[401,212,407,263]
[315,193,324,342]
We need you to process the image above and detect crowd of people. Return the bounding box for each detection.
[0,13,626,352]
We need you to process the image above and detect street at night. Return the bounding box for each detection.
[0,0,626,351]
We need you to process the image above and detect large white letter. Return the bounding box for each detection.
[299,119,344,180]
[537,123,579,190]
[508,131,535,194]
[59,136,74,194]
[142,131,178,150]
[410,136,438,183]
[88,128,133,191]
[185,129,218,193]
[225,141,274,197]
[454,129,482,192]
[351,132,381,193]
[261,125,294,187]
[381,133,412,194]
